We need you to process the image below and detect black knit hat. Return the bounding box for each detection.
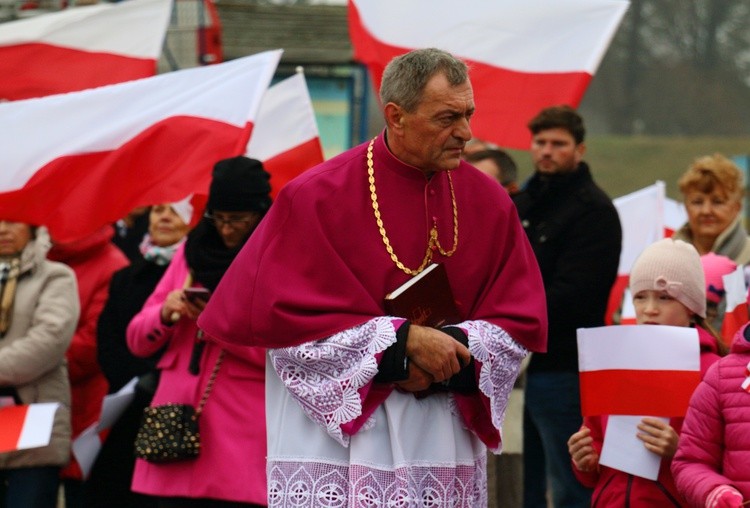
[206,156,272,213]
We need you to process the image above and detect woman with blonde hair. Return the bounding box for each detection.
[673,153,750,264]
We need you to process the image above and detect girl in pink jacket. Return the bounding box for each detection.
[567,239,726,507]
[672,323,750,507]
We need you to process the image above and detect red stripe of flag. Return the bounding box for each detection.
[0,405,28,453]
[0,117,242,240]
[0,44,155,101]
[348,0,626,150]
[580,369,701,417]
[0,50,280,243]
[261,138,325,198]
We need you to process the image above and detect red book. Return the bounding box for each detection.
[384,263,462,327]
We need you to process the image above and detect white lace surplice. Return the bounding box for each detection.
[266,317,527,508]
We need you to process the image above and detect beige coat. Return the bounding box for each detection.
[0,227,79,469]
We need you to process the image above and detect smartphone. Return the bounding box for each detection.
[184,287,211,304]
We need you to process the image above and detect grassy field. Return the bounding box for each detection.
[506,136,750,201]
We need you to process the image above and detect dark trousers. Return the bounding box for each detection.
[523,371,592,508]
[0,466,60,508]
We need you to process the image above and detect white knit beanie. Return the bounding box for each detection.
[629,238,706,318]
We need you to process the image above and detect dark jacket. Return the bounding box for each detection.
[96,257,167,393]
[85,257,167,508]
[513,162,622,373]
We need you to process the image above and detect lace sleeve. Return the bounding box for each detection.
[268,317,396,446]
[462,320,528,431]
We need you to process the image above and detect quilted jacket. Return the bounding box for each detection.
[672,324,750,506]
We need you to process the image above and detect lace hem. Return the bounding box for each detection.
[268,456,487,508]
[269,317,397,446]
[463,320,528,446]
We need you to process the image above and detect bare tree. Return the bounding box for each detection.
[582,0,750,135]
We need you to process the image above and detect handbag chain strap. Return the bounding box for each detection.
[195,347,225,418]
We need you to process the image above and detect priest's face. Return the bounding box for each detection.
[389,73,474,175]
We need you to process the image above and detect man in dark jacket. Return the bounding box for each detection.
[513,105,622,508]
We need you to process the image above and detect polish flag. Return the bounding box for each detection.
[72,378,137,478]
[0,403,59,453]
[246,73,325,198]
[578,325,700,417]
[721,266,749,344]
[348,0,629,149]
[605,182,667,325]
[0,0,172,101]
[663,197,687,237]
[0,49,282,243]
[619,288,637,325]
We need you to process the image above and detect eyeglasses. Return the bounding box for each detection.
[203,212,255,228]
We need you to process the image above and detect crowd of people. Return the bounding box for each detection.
[1,46,749,508]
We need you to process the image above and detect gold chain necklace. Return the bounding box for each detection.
[367,138,458,276]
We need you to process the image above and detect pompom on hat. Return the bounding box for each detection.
[629,238,706,318]
[207,156,272,213]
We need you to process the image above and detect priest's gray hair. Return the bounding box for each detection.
[380,48,469,113]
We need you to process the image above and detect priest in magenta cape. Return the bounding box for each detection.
[198,48,547,507]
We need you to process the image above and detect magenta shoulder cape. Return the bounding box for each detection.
[198,133,547,352]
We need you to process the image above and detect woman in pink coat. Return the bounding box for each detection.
[672,324,750,507]
[127,157,272,508]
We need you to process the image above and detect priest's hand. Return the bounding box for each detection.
[405,324,471,382]
[395,362,434,392]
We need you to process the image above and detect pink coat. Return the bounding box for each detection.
[672,324,750,506]
[127,245,267,504]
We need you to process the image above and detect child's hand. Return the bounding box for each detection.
[705,485,744,508]
[637,417,678,458]
[567,426,599,473]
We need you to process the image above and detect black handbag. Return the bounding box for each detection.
[134,350,224,463]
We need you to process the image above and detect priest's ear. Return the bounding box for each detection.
[384,103,406,134]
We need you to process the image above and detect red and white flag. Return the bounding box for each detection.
[606,182,667,324]
[72,378,138,478]
[246,73,325,198]
[348,0,629,149]
[578,325,700,417]
[663,197,686,237]
[0,403,59,453]
[721,266,749,343]
[0,49,282,243]
[0,0,172,101]
[605,183,689,324]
